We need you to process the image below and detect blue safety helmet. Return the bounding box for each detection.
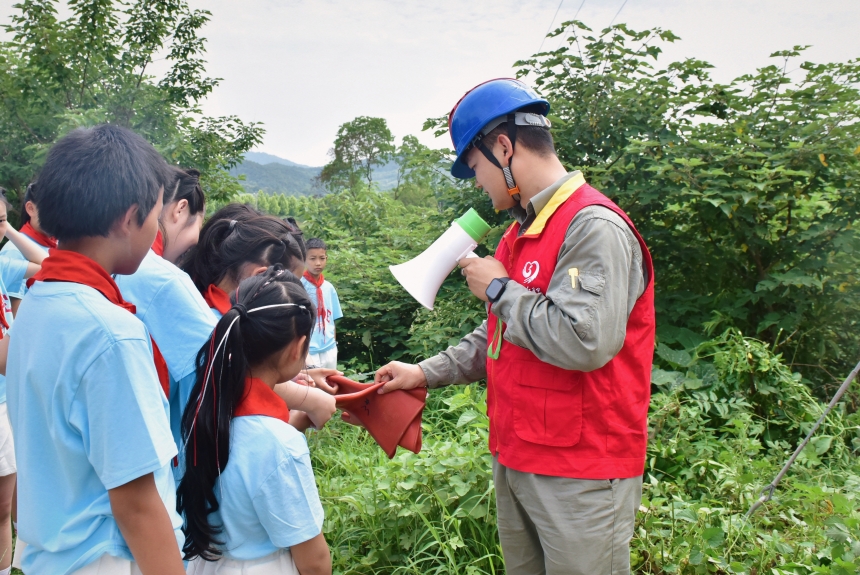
[448,78,550,180]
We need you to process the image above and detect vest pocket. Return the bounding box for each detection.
[512,361,583,447]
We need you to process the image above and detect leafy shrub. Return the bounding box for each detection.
[309,331,860,575]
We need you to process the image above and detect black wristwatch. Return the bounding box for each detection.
[486,277,511,304]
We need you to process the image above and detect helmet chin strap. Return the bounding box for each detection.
[473,113,521,203]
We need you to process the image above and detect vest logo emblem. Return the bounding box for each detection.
[522,261,540,284]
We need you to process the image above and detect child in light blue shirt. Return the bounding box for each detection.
[301,238,342,370]
[179,267,331,575]
[4,125,186,575]
[0,186,49,575]
[114,168,216,452]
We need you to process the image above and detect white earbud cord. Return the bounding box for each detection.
[182,303,309,456]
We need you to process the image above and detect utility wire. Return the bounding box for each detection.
[608,0,629,27]
[537,0,566,54]
[554,0,586,52]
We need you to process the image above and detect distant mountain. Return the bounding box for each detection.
[230,152,400,196]
[230,160,325,197]
[243,151,312,168]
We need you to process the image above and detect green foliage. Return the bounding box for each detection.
[0,0,263,202]
[310,332,860,574]
[514,21,860,391]
[249,186,488,371]
[310,385,502,574]
[319,116,396,194]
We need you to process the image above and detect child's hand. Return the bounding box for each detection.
[340,411,365,428]
[293,372,315,386]
[306,368,342,394]
[296,386,336,429]
[288,410,313,432]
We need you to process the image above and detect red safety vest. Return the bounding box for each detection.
[486,175,655,479]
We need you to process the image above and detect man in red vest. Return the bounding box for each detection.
[375,78,655,575]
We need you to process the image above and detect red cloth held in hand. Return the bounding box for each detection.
[328,375,426,459]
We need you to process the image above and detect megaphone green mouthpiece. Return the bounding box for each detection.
[455,208,491,242]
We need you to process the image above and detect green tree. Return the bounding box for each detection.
[510,21,860,390]
[0,0,263,202]
[392,135,447,208]
[318,116,394,194]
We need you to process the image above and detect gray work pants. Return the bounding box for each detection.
[493,458,642,575]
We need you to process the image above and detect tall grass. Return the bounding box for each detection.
[312,334,860,574]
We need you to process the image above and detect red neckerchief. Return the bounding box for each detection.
[302,271,327,332]
[0,298,9,332]
[20,222,57,249]
[234,376,290,424]
[151,230,164,257]
[26,250,170,398]
[202,284,231,315]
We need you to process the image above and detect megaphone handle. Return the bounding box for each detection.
[456,247,479,261]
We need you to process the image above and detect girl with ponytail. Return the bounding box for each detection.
[182,204,308,319]
[178,267,331,575]
[182,204,338,431]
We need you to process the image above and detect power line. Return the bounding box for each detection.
[554,0,586,52]
[572,0,587,21]
[609,0,629,27]
[537,0,566,54]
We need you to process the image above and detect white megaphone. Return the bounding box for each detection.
[390,208,492,310]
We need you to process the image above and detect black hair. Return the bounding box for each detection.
[159,167,206,255]
[482,105,556,158]
[306,238,327,251]
[20,183,36,226]
[182,203,307,292]
[164,167,206,213]
[176,266,315,560]
[282,216,307,261]
[36,124,171,242]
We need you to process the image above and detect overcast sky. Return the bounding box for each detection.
[3,0,860,166]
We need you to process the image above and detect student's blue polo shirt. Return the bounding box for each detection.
[210,416,324,559]
[114,250,217,447]
[6,281,182,575]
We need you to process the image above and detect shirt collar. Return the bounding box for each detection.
[509,171,583,234]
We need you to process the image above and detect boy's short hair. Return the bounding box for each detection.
[37,124,172,242]
[306,238,327,251]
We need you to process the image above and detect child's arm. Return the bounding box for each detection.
[109,473,185,575]
[291,532,332,575]
[0,334,8,376]
[288,410,313,432]
[274,381,336,429]
[4,226,47,268]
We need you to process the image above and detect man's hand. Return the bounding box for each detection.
[374,361,427,394]
[458,256,508,302]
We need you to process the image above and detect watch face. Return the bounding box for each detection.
[487,279,504,301]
